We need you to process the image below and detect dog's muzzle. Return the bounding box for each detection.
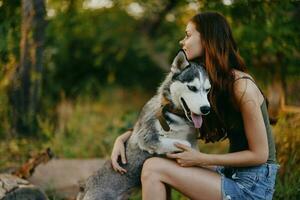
[180,98,205,129]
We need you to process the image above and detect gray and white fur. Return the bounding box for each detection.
[77,50,211,200]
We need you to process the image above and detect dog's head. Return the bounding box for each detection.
[169,50,211,128]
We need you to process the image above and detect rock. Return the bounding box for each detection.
[0,174,48,200]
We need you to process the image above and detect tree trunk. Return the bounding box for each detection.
[9,0,46,135]
[137,0,180,72]
[267,72,285,123]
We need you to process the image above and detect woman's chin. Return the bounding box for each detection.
[189,56,201,63]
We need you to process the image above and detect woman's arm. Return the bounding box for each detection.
[203,78,268,166]
[111,130,133,174]
[117,129,133,142]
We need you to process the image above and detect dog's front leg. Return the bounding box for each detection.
[155,137,191,154]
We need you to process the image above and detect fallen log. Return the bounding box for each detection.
[28,159,106,199]
[12,148,54,179]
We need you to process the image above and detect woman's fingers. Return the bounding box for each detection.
[110,137,128,174]
[174,142,191,151]
[111,148,127,174]
[166,152,182,159]
[111,155,118,171]
[111,160,118,172]
[120,147,127,164]
[111,158,127,174]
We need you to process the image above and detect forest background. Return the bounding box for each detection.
[0,0,299,199]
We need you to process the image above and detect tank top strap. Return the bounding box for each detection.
[233,76,269,107]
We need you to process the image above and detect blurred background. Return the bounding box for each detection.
[0,0,299,199]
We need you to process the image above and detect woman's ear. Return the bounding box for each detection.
[171,49,189,73]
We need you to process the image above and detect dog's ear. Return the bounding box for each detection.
[171,50,189,73]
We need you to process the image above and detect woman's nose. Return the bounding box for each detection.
[179,39,184,46]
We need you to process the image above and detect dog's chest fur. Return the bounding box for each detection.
[128,73,198,155]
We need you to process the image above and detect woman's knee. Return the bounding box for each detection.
[141,157,167,182]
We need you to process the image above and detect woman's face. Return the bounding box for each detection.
[179,22,203,60]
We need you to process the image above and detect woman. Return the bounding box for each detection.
[111,11,279,200]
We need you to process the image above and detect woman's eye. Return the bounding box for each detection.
[187,85,198,92]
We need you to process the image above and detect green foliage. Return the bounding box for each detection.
[0,0,300,199]
[0,0,20,65]
[44,6,165,99]
[129,188,190,200]
[38,87,151,158]
[273,113,300,199]
[1,0,299,101]
[202,0,300,82]
[0,1,21,137]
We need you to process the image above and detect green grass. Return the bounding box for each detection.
[272,113,300,199]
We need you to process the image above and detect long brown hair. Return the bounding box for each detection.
[191,11,247,142]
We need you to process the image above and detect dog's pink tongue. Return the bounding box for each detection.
[191,113,203,128]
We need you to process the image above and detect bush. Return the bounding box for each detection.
[273,113,300,199]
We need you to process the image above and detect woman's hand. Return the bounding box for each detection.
[166,142,209,167]
[111,130,132,174]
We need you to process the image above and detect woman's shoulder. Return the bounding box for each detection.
[231,69,264,106]
[231,69,255,94]
[232,69,253,81]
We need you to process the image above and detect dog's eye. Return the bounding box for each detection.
[187,85,198,92]
[205,88,210,93]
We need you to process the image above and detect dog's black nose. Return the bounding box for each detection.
[200,106,210,115]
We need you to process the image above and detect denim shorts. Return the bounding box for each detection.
[215,163,280,200]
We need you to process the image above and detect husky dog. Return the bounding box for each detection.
[77,50,211,200]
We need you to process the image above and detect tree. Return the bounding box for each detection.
[9,0,46,135]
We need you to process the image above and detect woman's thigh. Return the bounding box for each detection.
[142,157,222,200]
